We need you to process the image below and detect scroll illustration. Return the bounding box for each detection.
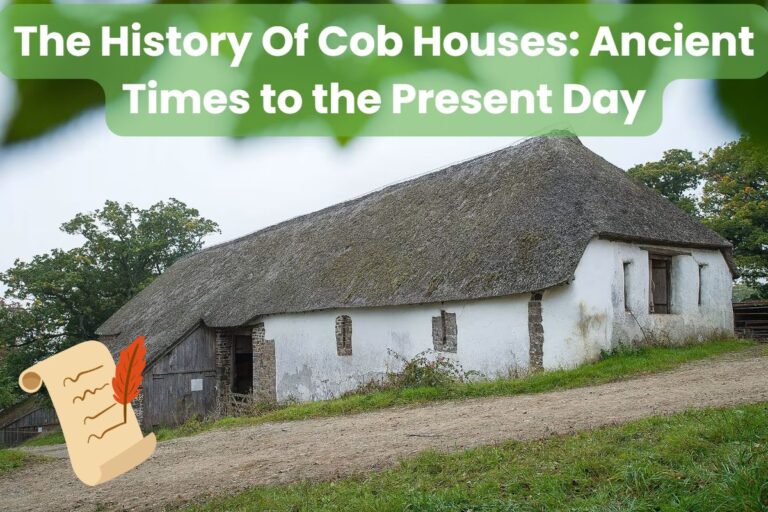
[19,338,156,486]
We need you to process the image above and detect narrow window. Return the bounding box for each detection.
[649,256,672,314]
[698,263,707,306]
[623,261,632,312]
[432,310,457,353]
[335,315,352,356]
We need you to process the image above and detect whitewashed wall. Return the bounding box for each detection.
[261,295,530,402]
[541,239,733,370]
[541,239,615,369]
[607,240,734,346]
[257,238,733,401]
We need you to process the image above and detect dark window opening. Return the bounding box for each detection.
[232,334,253,394]
[623,261,632,312]
[336,315,352,356]
[432,310,458,353]
[698,263,707,306]
[649,256,672,314]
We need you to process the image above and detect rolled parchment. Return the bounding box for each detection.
[19,341,156,486]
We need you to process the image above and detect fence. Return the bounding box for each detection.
[217,391,276,418]
[0,427,45,447]
[734,301,768,340]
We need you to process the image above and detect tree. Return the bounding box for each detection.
[627,149,702,215]
[0,199,219,408]
[700,137,768,298]
[629,136,768,300]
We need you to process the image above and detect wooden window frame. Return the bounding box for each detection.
[649,255,672,314]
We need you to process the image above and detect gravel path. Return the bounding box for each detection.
[4,347,767,511]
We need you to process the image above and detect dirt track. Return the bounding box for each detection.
[4,347,768,511]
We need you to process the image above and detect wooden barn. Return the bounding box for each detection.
[98,136,736,430]
[0,398,58,447]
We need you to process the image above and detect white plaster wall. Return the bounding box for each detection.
[608,241,734,346]
[538,238,733,370]
[541,239,615,369]
[262,295,530,402]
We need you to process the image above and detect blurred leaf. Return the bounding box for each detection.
[1,0,766,143]
[4,79,103,144]
[716,75,768,142]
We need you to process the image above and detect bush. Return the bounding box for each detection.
[386,349,477,389]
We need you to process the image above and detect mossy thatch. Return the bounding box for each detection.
[98,136,732,363]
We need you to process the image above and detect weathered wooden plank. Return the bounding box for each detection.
[143,326,217,428]
[734,301,768,340]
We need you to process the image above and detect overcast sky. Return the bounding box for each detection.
[0,77,739,274]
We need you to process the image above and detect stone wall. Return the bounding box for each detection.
[215,330,233,401]
[252,324,277,402]
[528,293,544,371]
[132,388,144,425]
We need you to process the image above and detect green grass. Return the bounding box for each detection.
[22,431,64,447]
[153,339,753,442]
[184,402,768,511]
[0,448,30,474]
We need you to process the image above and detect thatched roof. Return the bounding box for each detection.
[97,136,733,363]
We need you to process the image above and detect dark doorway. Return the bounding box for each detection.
[232,334,253,394]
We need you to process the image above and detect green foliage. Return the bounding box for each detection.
[150,339,749,443]
[185,402,768,511]
[734,283,763,302]
[629,136,768,298]
[0,199,219,409]
[0,304,56,409]
[385,349,475,389]
[627,149,701,214]
[4,78,104,145]
[700,137,768,298]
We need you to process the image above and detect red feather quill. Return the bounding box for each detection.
[112,335,147,423]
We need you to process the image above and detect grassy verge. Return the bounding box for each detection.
[0,449,30,475]
[19,339,756,447]
[154,339,753,442]
[184,402,768,511]
[22,431,64,447]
